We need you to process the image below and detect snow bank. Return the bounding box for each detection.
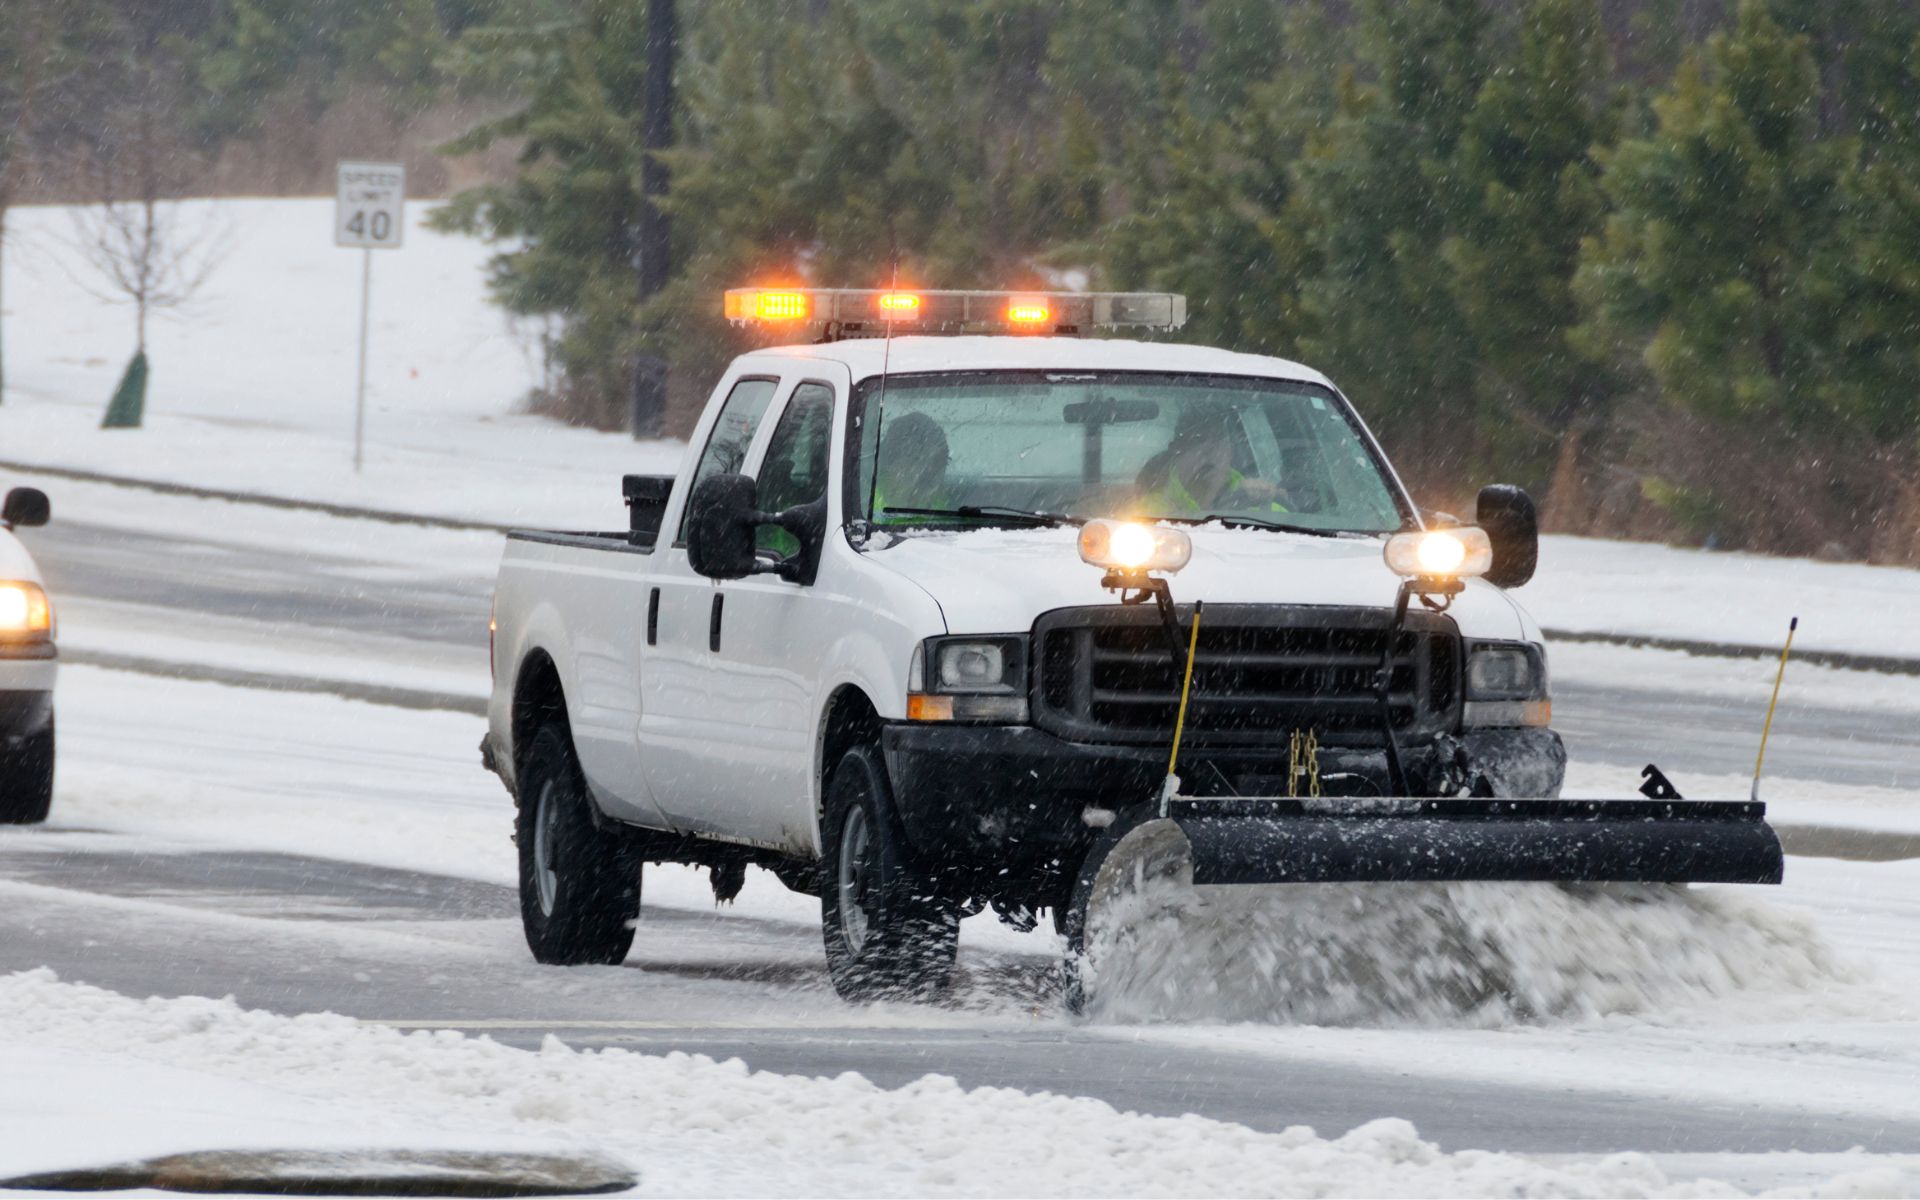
[0,968,1867,1197]
[1084,877,1862,1028]
[1529,535,1920,661]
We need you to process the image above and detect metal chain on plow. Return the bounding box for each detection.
[1287,730,1323,799]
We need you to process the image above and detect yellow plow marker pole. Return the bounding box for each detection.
[1751,616,1798,804]
[1161,601,1204,817]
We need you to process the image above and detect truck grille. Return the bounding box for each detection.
[1032,604,1459,747]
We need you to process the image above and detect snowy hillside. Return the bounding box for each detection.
[0,197,678,530]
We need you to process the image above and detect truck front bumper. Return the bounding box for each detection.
[879,722,1566,880]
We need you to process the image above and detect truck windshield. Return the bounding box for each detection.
[850,370,1409,534]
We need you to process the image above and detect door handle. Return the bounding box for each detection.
[709,592,724,652]
[647,587,661,646]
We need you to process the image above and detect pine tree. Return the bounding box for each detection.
[1576,1,1849,428]
[1575,0,1854,549]
[1292,0,1491,485]
[431,0,655,427]
[1442,0,1619,512]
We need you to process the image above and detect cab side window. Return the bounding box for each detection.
[679,376,779,543]
[756,382,835,555]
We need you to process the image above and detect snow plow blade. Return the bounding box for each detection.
[1153,796,1785,886]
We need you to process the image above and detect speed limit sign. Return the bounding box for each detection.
[335,161,405,248]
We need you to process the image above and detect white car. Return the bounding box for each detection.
[0,486,55,824]
[484,287,1781,1003]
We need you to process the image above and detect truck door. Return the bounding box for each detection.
[638,372,785,837]
[641,371,850,852]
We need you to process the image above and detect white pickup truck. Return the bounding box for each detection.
[485,287,1676,1000]
[1,485,56,824]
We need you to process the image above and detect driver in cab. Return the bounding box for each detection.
[873,411,954,522]
[1134,405,1287,518]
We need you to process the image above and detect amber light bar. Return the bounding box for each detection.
[722,288,1187,335]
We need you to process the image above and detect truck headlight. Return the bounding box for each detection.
[0,582,51,639]
[1462,641,1549,727]
[908,635,1029,723]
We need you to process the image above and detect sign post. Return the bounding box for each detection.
[335,161,406,473]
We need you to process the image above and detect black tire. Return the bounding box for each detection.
[0,715,54,826]
[818,745,959,1001]
[516,723,640,965]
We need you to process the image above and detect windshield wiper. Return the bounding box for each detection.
[880,505,1085,528]
[1153,513,1348,538]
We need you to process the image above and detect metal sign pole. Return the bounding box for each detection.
[335,160,404,474]
[354,247,372,474]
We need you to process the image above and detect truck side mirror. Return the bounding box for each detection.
[687,474,762,580]
[1,487,49,529]
[687,473,828,584]
[1476,484,1538,589]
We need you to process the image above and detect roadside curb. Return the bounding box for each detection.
[1543,628,1920,678]
[63,648,486,716]
[0,459,517,535]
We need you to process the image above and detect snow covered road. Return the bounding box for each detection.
[3,659,1919,1193]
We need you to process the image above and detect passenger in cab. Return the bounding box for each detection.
[873,411,954,520]
[1134,404,1287,517]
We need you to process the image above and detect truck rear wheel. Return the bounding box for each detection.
[516,723,640,965]
[0,717,54,826]
[819,745,959,1001]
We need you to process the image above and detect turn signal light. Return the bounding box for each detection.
[907,694,955,722]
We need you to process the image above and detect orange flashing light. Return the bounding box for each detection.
[1006,299,1051,325]
[878,292,922,317]
[753,291,810,320]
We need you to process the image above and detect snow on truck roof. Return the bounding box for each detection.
[738,336,1337,389]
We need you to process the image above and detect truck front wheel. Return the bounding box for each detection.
[819,745,959,1001]
[0,716,54,825]
[516,723,640,966]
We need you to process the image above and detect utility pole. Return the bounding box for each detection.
[629,0,675,439]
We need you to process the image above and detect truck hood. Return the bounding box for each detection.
[857,525,1529,641]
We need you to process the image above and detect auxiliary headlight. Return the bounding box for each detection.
[0,581,51,637]
[1383,528,1493,580]
[1079,519,1192,574]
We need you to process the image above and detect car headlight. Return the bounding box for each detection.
[1462,641,1548,727]
[0,581,51,640]
[907,635,1029,723]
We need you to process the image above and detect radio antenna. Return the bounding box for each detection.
[1751,616,1798,803]
[862,250,899,529]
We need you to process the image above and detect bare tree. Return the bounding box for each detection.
[65,17,224,429]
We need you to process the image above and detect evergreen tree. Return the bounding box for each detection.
[430,0,654,427]
[1102,4,1341,356]
[1292,0,1491,484]
[1442,0,1618,508]
[1576,1,1849,428]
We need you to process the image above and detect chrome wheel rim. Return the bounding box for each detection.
[533,779,560,917]
[837,805,873,956]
